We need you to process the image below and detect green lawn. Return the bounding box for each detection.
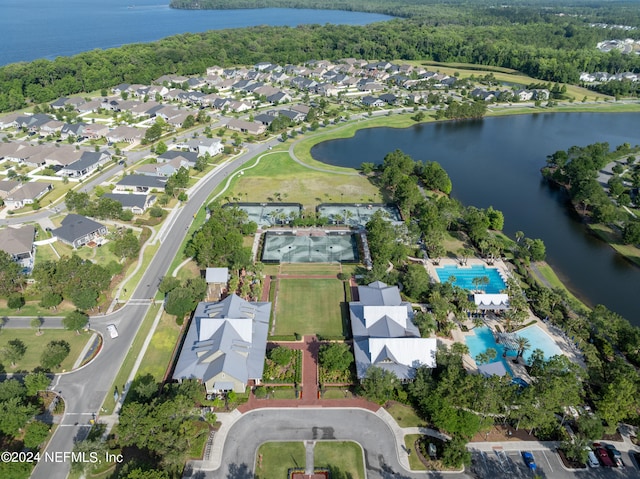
[404,434,427,471]
[221,152,383,210]
[533,262,590,312]
[275,279,345,337]
[256,441,364,479]
[0,298,76,317]
[135,311,182,382]
[0,329,92,373]
[385,402,426,428]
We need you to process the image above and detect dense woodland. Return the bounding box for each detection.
[2,0,640,112]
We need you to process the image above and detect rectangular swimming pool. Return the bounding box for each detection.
[435,264,506,294]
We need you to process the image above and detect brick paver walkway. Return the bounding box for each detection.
[238,335,379,413]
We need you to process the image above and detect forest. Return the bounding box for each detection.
[1,1,640,113]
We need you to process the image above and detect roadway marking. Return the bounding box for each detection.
[541,450,554,472]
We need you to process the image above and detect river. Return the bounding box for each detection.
[0,0,393,66]
[311,112,640,326]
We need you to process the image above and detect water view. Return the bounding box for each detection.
[311,112,640,325]
[0,0,393,65]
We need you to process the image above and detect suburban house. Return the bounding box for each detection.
[115,174,167,194]
[172,294,271,394]
[158,150,198,166]
[106,125,144,144]
[205,267,229,301]
[102,193,155,215]
[3,182,53,209]
[185,138,223,157]
[58,151,111,178]
[226,119,266,135]
[361,96,385,107]
[350,281,437,380]
[0,225,36,269]
[52,214,108,248]
[0,180,21,199]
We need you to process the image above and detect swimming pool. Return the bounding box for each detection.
[464,325,564,372]
[436,264,507,294]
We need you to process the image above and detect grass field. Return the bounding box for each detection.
[0,298,76,317]
[222,152,383,210]
[135,311,182,382]
[0,329,92,373]
[588,223,640,267]
[533,262,590,312]
[256,441,364,479]
[385,402,426,428]
[275,279,345,337]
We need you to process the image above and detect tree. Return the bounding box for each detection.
[155,141,168,155]
[402,264,430,301]
[596,375,638,433]
[30,316,43,335]
[69,287,99,311]
[0,397,37,436]
[2,339,27,367]
[158,276,181,295]
[0,378,26,401]
[110,229,140,259]
[41,340,71,370]
[63,310,89,333]
[361,366,397,403]
[145,121,163,143]
[318,343,353,371]
[268,346,294,366]
[23,421,50,449]
[23,371,51,396]
[40,291,62,310]
[515,336,531,360]
[0,251,22,296]
[7,293,25,310]
[164,287,197,320]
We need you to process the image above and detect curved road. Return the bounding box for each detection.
[29,141,276,479]
[197,409,471,479]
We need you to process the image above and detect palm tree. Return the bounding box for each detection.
[515,336,531,361]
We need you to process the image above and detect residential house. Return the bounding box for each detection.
[172,294,271,394]
[350,281,437,380]
[0,113,21,129]
[102,193,155,215]
[266,91,292,104]
[379,93,398,105]
[514,90,534,101]
[254,113,278,127]
[52,214,107,248]
[83,124,110,140]
[0,225,36,269]
[3,182,52,209]
[361,96,385,107]
[0,180,21,199]
[106,125,144,144]
[158,150,198,165]
[115,174,167,194]
[60,123,88,140]
[185,138,223,157]
[226,119,266,135]
[532,89,550,101]
[58,151,111,178]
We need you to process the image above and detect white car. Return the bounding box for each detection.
[106,324,119,339]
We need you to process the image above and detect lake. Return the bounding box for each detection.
[0,0,393,66]
[311,112,640,326]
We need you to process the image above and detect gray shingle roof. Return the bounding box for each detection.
[52,214,105,244]
[117,175,166,188]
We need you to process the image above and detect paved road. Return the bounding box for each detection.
[30,140,277,479]
[188,409,472,479]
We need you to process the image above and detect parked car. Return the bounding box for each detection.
[587,450,600,468]
[604,444,624,467]
[593,443,615,467]
[106,324,119,339]
[521,451,537,471]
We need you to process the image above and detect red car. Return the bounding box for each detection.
[593,443,615,467]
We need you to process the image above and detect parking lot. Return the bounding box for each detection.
[469,448,639,479]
